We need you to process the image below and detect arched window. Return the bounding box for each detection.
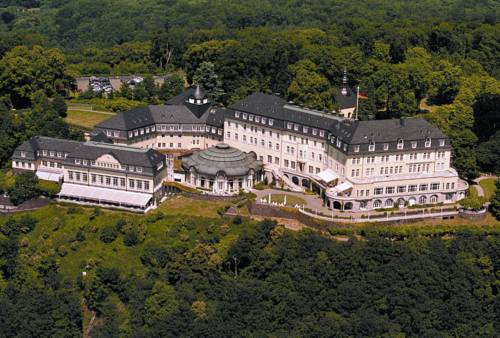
[430,195,439,203]
[373,200,382,208]
[385,199,394,207]
[419,196,427,204]
[360,201,367,209]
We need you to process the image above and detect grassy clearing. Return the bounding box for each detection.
[64,109,114,129]
[157,195,234,218]
[267,193,306,206]
[479,178,497,201]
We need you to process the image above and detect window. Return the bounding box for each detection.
[425,138,431,147]
[114,131,120,137]
[261,117,267,124]
[137,180,142,190]
[105,176,111,185]
[374,188,383,195]
[383,143,389,150]
[68,171,73,180]
[112,177,118,186]
[144,181,150,191]
[354,145,360,153]
[303,126,308,133]
[319,130,325,137]
[385,199,394,207]
[419,184,428,191]
[431,183,440,190]
[369,141,375,152]
[269,119,274,126]
[255,116,260,123]
[439,139,445,146]
[397,186,406,193]
[386,187,395,194]
[430,195,438,203]
[75,159,81,164]
[408,185,417,192]
[91,174,96,183]
[129,179,135,189]
[249,114,253,121]
[235,111,240,118]
[397,139,404,149]
[312,128,318,136]
[411,141,417,148]
[419,196,427,204]
[75,172,81,181]
[294,124,299,131]
[373,200,382,208]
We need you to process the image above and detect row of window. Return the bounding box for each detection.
[158,142,183,148]
[234,111,274,127]
[285,121,326,138]
[370,195,441,208]
[351,152,445,165]
[35,150,67,158]
[15,161,32,169]
[373,183,442,196]
[123,124,223,139]
[359,138,446,153]
[67,171,150,191]
[41,160,63,169]
[74,159,143,173]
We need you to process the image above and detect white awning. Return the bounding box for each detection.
[329,182,353,195]
[36,170,63,182]
[59,183,152,207]
[315,169,338,183]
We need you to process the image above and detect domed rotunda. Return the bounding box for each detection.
[181,143,262,194]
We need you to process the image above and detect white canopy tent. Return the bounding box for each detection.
[314,169,338,184]
[328,181,354,196]
[36,170,63,182]
[59,183,152,208]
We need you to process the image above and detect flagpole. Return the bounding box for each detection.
[355,85,360,120]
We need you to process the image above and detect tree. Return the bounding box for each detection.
[192,61,224,102]
[145,281,179,324]
[429,60,462,104]
[99,226,119,244]
[8,172,39,205]
[490,180,500,220]
[158,73,185,101]
[52,95,68,118]
[477,130,500,175]
[0,45,71,108]
[287,59,335,111]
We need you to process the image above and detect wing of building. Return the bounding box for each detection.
[12,84,468,211]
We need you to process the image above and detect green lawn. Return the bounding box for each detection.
[64,109,114,129]
[268,193,306,206]
[157,195,234,218]
[479,178,497,201]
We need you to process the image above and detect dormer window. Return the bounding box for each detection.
[20,151,26,158]
[354,145,360,153]
[303,126,308,133]
[50,151,55,157]
[261,117,267,124]
[336,139,341,147]
[287,122,293,129]
[189,98,195,104]
[42,150,47,156]
[439,139,445,146]
[368,141,375,152]
[383,143,389,150]
[268,119,274,126]
[319,130,325,137]
[425,138,431,147]
[294,124,299,131]
[203,98,208,104]
[134,130,139,136]
[255,116,260,123]
[75,159,81,164]
[249,114,254,121]
[411,141,417,148]
[235,111,240,118]
[145,127,150,133]
[140,129,144,135]
[137,167,142,173]
[83,160,87,165]
[151,126,155,132]
[397,139,404,150]
[57,152,62,158]
[242,113,247,120]
[312,128,318,136]
[196,99,201,104]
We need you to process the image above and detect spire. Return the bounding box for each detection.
[341,67,348,96]
[193,84,206,100]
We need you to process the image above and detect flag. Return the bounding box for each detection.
[358,91,368,100]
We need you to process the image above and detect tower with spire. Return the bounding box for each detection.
[334,68,357,119]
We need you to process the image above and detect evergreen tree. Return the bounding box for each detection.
[52,94,68,118]
[192,61,224,102]
[158,73,185,101]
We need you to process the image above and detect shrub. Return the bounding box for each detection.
[123,230,139,247]
[233,216,243,225]
[57,245,68,257]
[100,225,119,243]
[37,180,61,196]
[115,219,127,232]
[75,230,86,242]
[8,172,40,205]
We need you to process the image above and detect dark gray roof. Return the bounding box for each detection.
[66,142,165,169]
[95,87,221,131]
[182,143,262,176]
[335,86,357,109]
[89,131,112,143]
[13,136,82,161]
